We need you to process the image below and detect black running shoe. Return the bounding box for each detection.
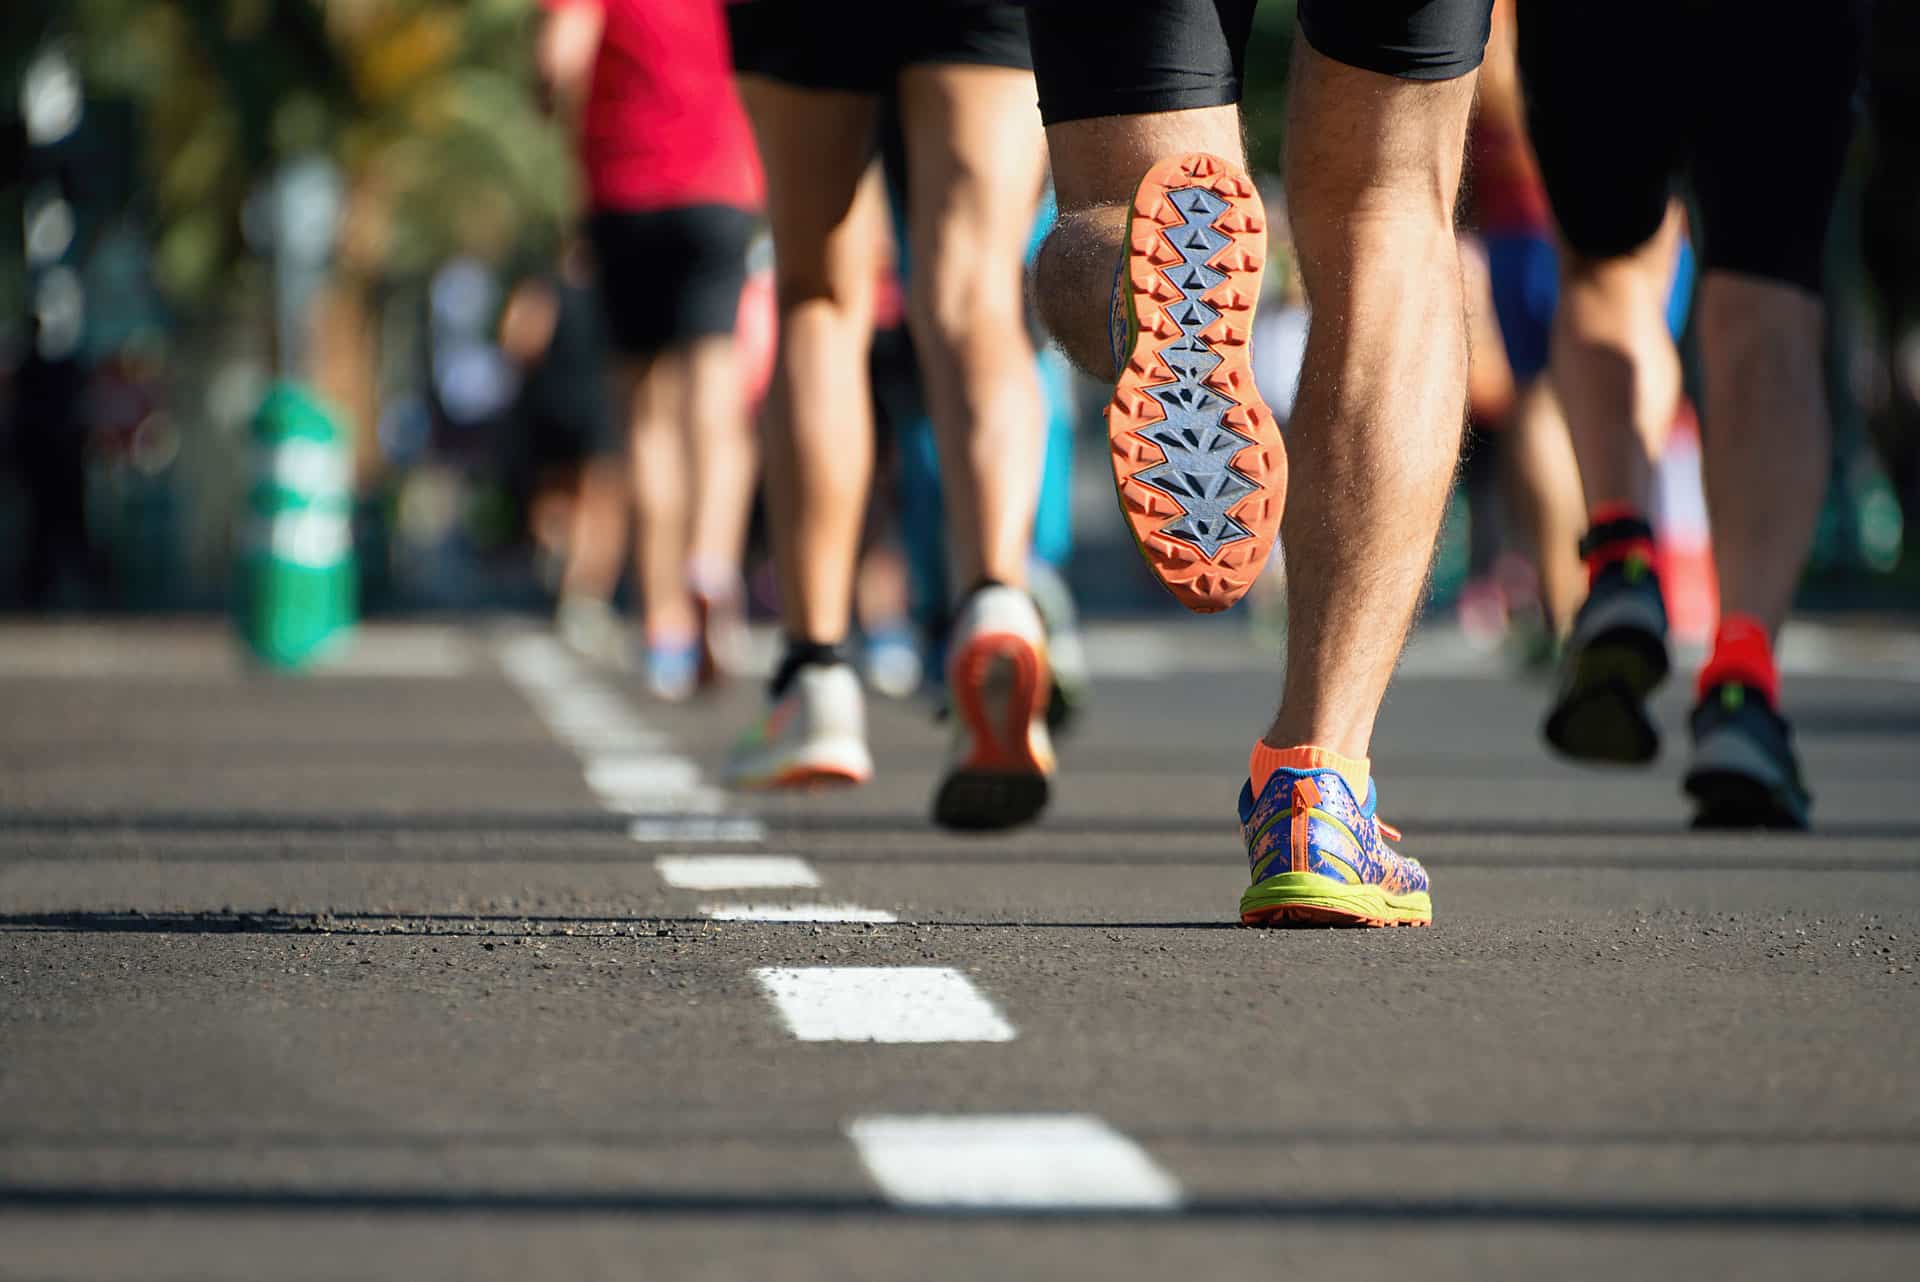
[1684,682,1812,830]
[1544,553,1671,765]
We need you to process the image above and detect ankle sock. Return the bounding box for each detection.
[1697,613,1779,707]
[1581,502,1657,587]
[770,638,844,698]
[1249,743,1370,802]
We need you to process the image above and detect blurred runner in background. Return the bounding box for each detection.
[1522,0,1868,829]
[721,2,1055,833]
[497,252,623,655]
[1465,0,1694,664]
[538,0,763,699]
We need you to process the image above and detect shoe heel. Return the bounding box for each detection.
[951,632,1050,775]
[934,633,1053,832]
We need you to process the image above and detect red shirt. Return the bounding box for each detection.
[547,0,763,214]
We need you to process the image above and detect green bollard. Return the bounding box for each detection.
[235,384,358,668]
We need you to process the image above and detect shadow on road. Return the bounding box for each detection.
[0,1182,1914,1228]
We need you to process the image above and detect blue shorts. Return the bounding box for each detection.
[1485,230,1696,384]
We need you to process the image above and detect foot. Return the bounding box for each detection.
[724,662,873,789]
[931,585,1055,831]
[645,636,702,703]
[692,581,749,686]
[1107,153,1286,615]
[1027,560,1090,735]
[862,623,924,700]
[1684,682,1812,829]
[1544,557,1671,765]
[556,596,629,670]
[1238,768,1432,927]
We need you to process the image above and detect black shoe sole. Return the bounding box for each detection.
[932,770,1051,832]
[1683,767,1810,830]
[1544,627,1670,766]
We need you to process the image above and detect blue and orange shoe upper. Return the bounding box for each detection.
[1237,768,1429,898]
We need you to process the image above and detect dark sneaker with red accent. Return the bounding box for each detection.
[1684,681,1812,830]
[1107,153,1286,615]
[1237,768,1432,928]
[1545,554,1671,765]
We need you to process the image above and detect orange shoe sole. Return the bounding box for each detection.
[1108,153,1285,614]
[766,763,869,790]
[933,632,1053,831]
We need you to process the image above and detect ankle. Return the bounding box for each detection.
[1581,503,1656,587]
[770,637,846,698]
[1250,742,1370,801]
[1697,613,1780,707]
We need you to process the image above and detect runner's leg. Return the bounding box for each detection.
[734,79,884,648]
[1260,44,1479,756]
[898,61,1049,589]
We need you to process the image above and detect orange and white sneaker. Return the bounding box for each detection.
[724,662,873,790]
[933,585,1056,831]
[1108,153,1285,614]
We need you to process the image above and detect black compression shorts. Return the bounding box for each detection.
[588,205,757,358]
[1519,0,1866,293]
[1026,0,1494,126]
[728,2,1031,91]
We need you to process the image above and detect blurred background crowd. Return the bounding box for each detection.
[1,0,1915,664]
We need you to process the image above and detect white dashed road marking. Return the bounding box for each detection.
[700,903,897,923]
[656,855,820,890]
[754,967,1016,1043]
[629,816,769,843]
[848,1114,1184,1210]
[583,755,704,798]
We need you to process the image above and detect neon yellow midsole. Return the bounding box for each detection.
[1239,871,1433,923]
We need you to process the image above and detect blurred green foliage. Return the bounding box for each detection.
[12,0,574,301]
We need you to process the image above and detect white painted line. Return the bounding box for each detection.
[849,1114,1183,1210]
[599,786,731,816]
[551,725,671,754]
[656,855,818,890]
[584,755,703,798]
[629,816,768,843]
[754,967,1015,1043]
[495,636,580,687]
[700,903,897,923]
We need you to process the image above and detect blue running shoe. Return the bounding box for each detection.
[1238,768,1432,927]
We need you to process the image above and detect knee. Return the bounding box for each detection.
[909,238,1027,358]
[1696,277,1823,384]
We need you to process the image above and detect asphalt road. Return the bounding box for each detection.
[2,619,1918,1280]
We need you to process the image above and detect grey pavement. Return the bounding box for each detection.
[2,619,1918,1280]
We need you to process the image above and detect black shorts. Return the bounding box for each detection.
[1026,0,1494,126]
[728,2,1031,91]
[1519,0,1866,292]
[588,206,757,358]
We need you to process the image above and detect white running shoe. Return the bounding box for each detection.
[724,662,874,789]
[933,585,1055,830]
[556,596,630,671]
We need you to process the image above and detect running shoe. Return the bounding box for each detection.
[1027,559,1090,734]
[932,584,1055,831]
[1684,681,1812,830]
[1238,768,1432,927]
[692,578,750,687]
[556,596,629,670]
[645,636,702,703]
[724,662,873,789]
[1544,556,1671,764]
[862,622,924,700]
[1108,152,1286,615]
